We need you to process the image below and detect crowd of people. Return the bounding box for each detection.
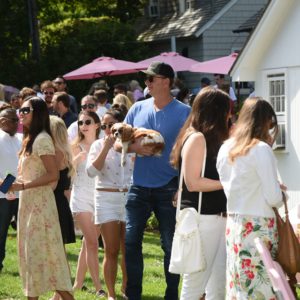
[0,61,288,300]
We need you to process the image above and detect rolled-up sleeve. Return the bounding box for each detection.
[254,144,283,208]
[86,140,102,178]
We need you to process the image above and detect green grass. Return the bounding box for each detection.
[2,230,299,300]
[0,230,167,300]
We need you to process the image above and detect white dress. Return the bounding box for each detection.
[70,144,95,213]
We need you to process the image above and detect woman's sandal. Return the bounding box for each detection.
[120,289,128,300]
[96,289,106,298]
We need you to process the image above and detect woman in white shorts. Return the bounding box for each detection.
[70,111,105,297]
[87,108,134,300]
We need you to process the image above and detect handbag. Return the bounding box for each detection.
[169,136,206,275]
[273,192,300,277]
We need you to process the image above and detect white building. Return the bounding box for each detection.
[230,0,300,210]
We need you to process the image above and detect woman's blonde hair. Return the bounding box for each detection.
[50,116,75,178]
[113,94,133,110]
[229,97,278,162]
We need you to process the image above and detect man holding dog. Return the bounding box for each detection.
[121,62,190,300]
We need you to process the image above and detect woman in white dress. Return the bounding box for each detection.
[87,108,134,300]
[70,111,105,296]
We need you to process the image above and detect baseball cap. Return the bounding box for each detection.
[140,61,175,79]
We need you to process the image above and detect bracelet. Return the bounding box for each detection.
[22,183,25,190]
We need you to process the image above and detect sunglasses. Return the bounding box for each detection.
[19,107,33,115]
[3,117,19,123]
[81,103,96,110]
[145,75,166,83]
[100,123,114,130]
[54,81,64,85]
[78,119,93,126]
[43,91,54,95]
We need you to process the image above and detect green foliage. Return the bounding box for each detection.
[146,212,159,231]
[0,1,31,86]
[38,16,148,98]
[37,0,147,25]
[0,1,149,93]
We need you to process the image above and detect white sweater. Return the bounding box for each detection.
[217,139,283,218]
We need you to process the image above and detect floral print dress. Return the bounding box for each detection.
[18,132,73,297]
[226,214,278,300]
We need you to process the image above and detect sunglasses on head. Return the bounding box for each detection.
[81,103,95,110]
[145,75,166,83]
[100,123,114,130]
[43,91,54,95]
[78,119,93,126]
[19,107,33,115]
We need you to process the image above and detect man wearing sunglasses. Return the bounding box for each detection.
[0,107,22,272]
[117,62,191,300]
[53,76,78,114]
[67,95,101,142]
[40,80,56,115]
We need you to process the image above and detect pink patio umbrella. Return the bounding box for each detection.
[138,52,201,72]
[63,56,145,80]
[189,53,238,75]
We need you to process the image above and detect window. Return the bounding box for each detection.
[185,0,192,10]
[267,73,286,150]
[149,0,159,17]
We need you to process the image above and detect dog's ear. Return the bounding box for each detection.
[122,126,135,142]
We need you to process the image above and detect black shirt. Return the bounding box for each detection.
[180,154,227,214]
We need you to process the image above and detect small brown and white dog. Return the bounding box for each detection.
[111,123,165,166]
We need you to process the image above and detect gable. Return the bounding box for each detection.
[230,0,296,81]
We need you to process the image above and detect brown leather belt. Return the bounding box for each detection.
[216,212,227,218]
[97,188,128,193]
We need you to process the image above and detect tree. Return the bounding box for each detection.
[0,0,148,89]
[39,16,148,98]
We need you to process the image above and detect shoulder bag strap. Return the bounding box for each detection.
[176,134,207,219]
[197,139,207,213]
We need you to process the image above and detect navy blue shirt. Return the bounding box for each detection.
[62,110,77,128]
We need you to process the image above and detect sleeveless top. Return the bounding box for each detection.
[179,135,227,214]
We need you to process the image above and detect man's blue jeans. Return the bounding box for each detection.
[0,198,18,270]
[125,177,180,300]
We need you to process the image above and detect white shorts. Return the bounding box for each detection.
[95,191,127,225]
[70,187,94,214]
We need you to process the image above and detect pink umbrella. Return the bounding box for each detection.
[138,52,201,72]
[189,53,238,75]
[63,56,145,80]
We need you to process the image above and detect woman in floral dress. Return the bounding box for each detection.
[217,97,285,299]
[10,97,74,300]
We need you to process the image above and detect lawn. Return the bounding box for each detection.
[1,229,299,300]
[0,230,167,300]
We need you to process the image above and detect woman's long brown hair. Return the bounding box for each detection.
[229,97,278,162]
[73,111,101,146]
[170,87,231,169]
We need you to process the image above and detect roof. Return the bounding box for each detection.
[137,0,231,42]
[232,8,265,33]
[230,0,295,81]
